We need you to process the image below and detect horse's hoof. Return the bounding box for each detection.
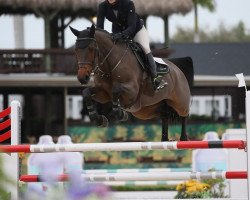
[119,110,128,122]
[180,136,189,141]
[97,115,109,127]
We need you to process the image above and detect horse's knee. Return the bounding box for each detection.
[82,88,92,98]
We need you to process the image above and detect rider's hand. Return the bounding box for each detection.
[112,33,129,41]
[112,33,123,41]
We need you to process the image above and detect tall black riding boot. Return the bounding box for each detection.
[146,52,161,90]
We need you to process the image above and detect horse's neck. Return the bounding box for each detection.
[95,31,113,56]
[95,31,143,89]
[95,31,126,72]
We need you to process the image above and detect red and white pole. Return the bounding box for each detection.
[19,171,248,183]
[0,140,246,153]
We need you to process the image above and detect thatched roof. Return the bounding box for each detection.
[134,0,193,16]
[0,0,193,17]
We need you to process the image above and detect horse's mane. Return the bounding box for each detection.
[95,28,110,35]
[77,26,111,38]
[94,28,113,44]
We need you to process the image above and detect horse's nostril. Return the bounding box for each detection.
[77,76,85,84]
[77,74,90,85]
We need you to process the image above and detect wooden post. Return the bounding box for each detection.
[163,15,169,47]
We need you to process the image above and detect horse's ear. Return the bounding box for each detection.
[69,26,80,37]
[89,24,95,37]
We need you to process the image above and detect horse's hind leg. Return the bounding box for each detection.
[161,117,169,141]
[180,117,189,141]
[82,88,108,127]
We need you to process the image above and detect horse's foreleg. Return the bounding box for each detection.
[82,88,108,127]
[161,118,169,141]
[180,117,188,141]
[112,84,128,122]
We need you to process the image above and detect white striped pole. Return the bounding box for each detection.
[19,171,247,182]
[83,168,191,174]
[101,180,183,186]
[0,140,246,153]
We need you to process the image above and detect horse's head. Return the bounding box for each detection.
[70,24,98,85]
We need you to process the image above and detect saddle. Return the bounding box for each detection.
[127,40,170,95]
[128,41,170,77]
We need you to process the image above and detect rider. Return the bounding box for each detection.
[96,0,162,90]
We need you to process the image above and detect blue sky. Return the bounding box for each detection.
[0,0,250,49]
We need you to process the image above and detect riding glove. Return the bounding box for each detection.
[112,32,129,41]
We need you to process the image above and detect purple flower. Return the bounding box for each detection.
[91,183,111,198]
[66,170,111,200]
[67,170,90,200]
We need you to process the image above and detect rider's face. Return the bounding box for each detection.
[107,0,117,5]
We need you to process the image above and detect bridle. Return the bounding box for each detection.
[76,36,129,78]
[76,38,99,68]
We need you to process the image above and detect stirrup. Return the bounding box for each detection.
[156,81,168,90]
[153,76,168,90]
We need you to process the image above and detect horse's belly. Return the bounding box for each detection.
[124,77,172,112]
[124,87,170,113]
[140,85,172,106]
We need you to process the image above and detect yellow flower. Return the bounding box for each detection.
[176,183,185,191]
[18,152,25,159]
[185,179,198,187]
[195,183,202,191]
[186,186,197,193]
[176,179,211,194]
[201,183,210,190]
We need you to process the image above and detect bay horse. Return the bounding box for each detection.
[70,24,193,141]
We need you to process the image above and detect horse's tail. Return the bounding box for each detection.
[168,57,194,88]
[161,57,194,122]
[160,103,181,122]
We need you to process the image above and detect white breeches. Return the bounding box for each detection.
[133,26,151,54]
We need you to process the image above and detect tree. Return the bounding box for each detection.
[171,21,250,43]
[193,0,216,42]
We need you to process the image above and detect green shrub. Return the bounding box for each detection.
[175,178,228,199]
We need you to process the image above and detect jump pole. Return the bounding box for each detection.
[19,171,247,182]
[0,140,246,153]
